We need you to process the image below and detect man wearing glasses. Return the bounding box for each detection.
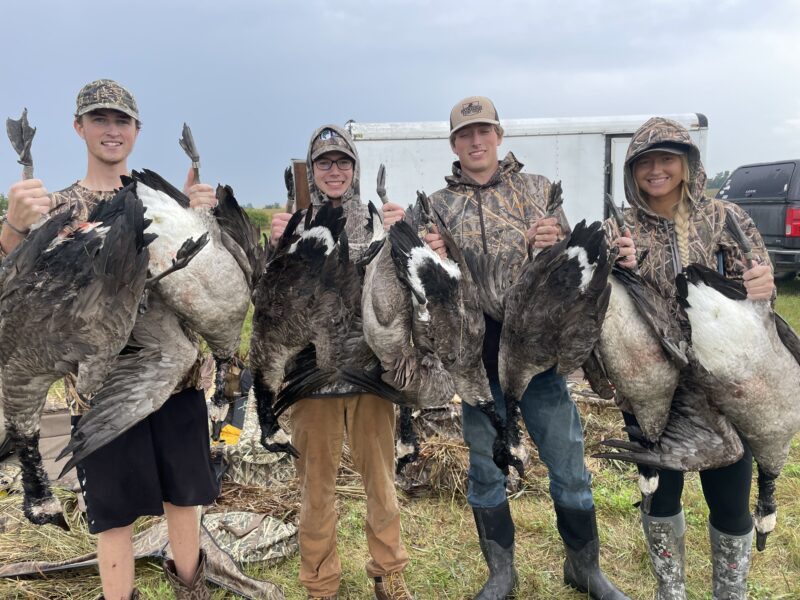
[268,125,413,600]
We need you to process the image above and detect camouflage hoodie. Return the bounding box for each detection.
[605,116,770,322]
[420,151,570,378]
[422,152,569,271]
[305,124,373,260]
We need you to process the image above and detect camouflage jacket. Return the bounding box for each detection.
[604,117,771,324]
[419,152,569,277]
[49,183,207,414]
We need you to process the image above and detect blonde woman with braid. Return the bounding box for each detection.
[608,117,774,599]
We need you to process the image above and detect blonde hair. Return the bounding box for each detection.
[632,154,693,267]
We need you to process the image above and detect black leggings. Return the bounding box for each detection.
[623,413,754,536]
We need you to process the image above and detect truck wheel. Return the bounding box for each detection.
[775,271,798,282]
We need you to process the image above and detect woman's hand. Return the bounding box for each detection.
[743,263,774,300]
[614,230,637,269]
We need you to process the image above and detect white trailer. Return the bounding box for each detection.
[346,113,708,225]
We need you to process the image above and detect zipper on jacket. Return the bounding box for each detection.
[475,188,489,255]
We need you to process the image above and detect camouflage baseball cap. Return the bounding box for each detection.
[75,79,140,122]
[310,127,356,162]
[450,96,500,135]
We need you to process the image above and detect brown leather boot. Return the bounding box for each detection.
[374,571,414,600]
[163,549,211,600]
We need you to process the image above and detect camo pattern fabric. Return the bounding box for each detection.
[221,391,296,487]
[416,152,570,277]
[0,507,287,598]
[75,78,140,121]
[203,511,298,565]
[604,117,771,327]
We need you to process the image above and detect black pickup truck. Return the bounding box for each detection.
[716,160,800,279]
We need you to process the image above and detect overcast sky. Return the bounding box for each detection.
[2,0,799,206]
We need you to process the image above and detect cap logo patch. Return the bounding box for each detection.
[461,101,483,117]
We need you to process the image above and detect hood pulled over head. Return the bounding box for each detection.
[623,117,707,215]
[306,124,360,208]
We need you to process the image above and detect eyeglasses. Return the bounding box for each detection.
[314,158,353,171]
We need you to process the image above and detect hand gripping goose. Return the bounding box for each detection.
[676,209,800,550]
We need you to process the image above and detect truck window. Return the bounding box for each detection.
[718,163,795,200]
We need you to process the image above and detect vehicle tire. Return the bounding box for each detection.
[774,271,798,282]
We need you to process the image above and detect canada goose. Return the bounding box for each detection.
[250,203,345,458]
[1,188,152,528]
[675,210,800,550]
[467,216,612,477]
[381,202,520,475]
[593,197,743,509]
[60,168,264,471]
[360,202,455,409]
[127,170,265,417]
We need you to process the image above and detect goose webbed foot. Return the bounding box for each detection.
[259,425,299,459]
[754,467,778,551]
[482,401,524,478]
[209,355,234,440]
[395,407,419,475]
[23,495,69,531]
[145,232,210,287]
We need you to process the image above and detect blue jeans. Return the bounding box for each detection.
[462,366,594,510]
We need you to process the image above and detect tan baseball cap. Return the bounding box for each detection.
[449,96,500,134]
[75,79,140,122]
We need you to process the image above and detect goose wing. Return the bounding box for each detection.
[214,184,268,290]
[595,377,744,471]
[58,293,198,475]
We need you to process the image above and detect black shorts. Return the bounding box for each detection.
[72,387,219,534]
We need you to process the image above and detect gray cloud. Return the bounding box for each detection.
[2,0,799,207]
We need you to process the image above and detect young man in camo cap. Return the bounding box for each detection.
[2,79,219,600]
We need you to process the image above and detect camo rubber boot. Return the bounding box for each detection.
[641,510,687,600]
[709,523,752,600]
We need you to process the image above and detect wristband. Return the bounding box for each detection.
[1,215,30,237]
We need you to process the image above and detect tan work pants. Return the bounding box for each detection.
[291,393,409,597]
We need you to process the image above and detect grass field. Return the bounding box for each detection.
[2,224,800,599]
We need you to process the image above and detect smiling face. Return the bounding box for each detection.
[74,109,139,167]
[633,150,686,210]
[312,151,354,200]
[451,123,502,184]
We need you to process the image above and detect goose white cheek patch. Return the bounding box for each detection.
[566,246,594,291]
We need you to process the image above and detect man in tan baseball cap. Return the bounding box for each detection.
[405,96,631,600]
[449,95,500,135]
